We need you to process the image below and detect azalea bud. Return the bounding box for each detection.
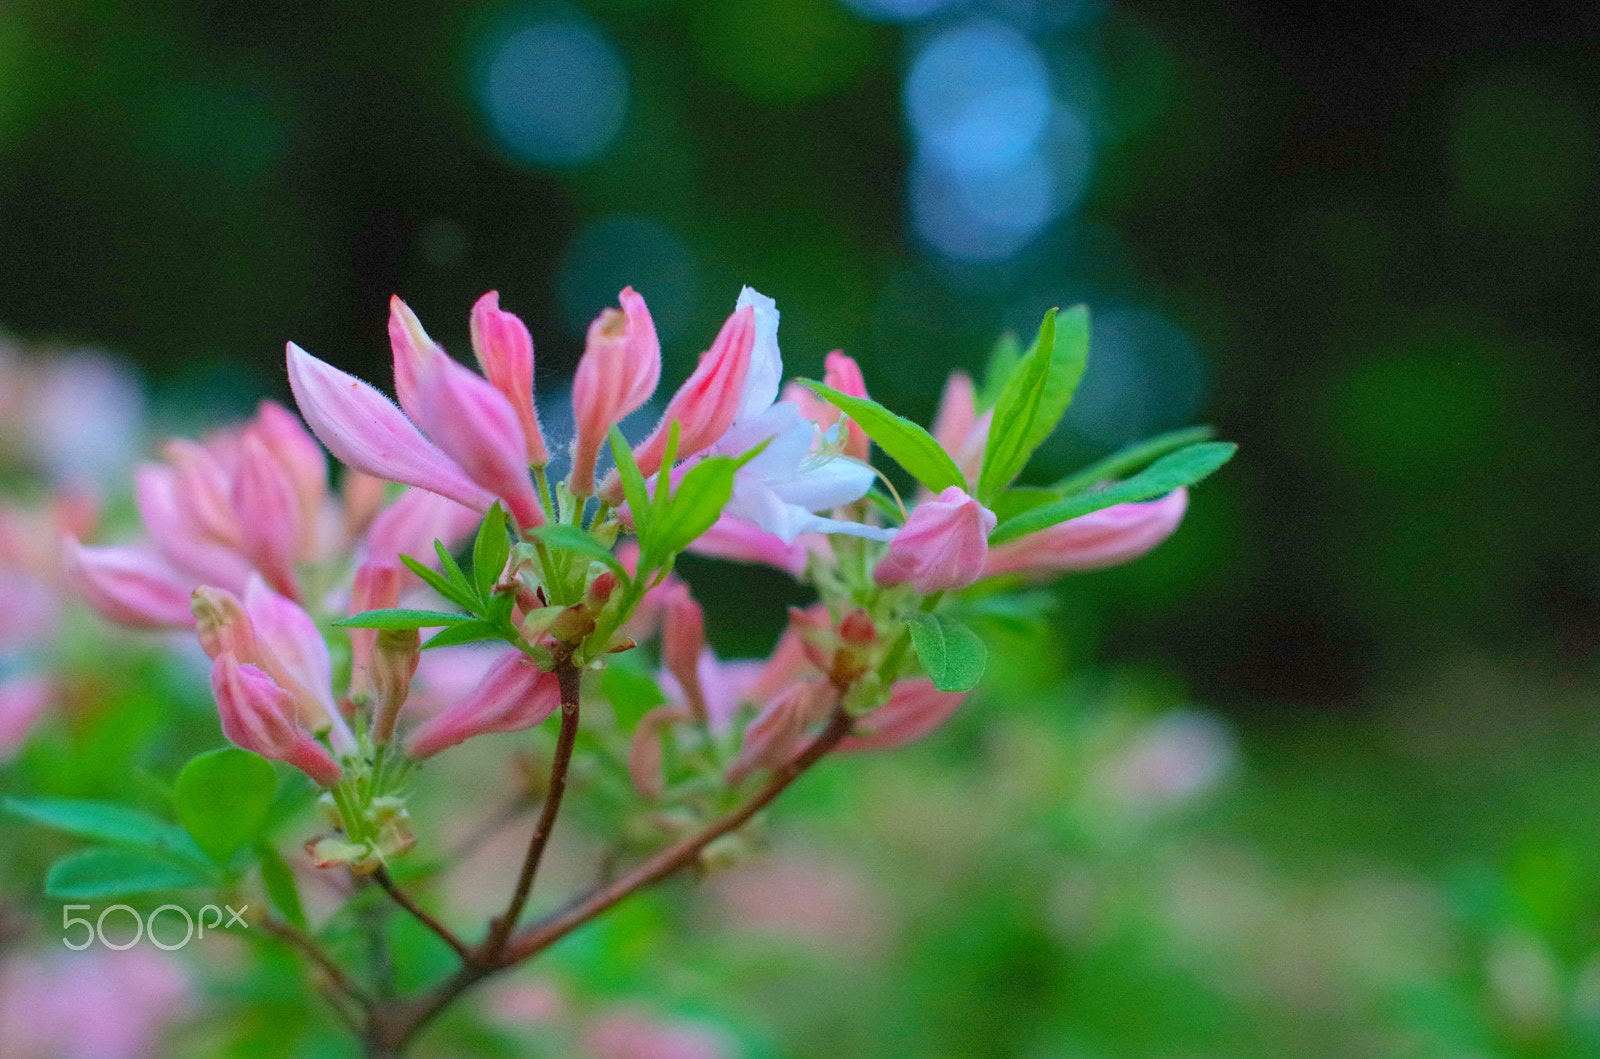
[347,560,402,702]
[569,289,661,496]
[471,291,549,466]
[838,679,966,753]
[252,400,328,546]
[241,577,354,754]
[286,342,493,512]
[135,464,253,593]
[981,490,1189,579]
[831,608,877,686]
[387,295,442,425]
[62,539,196,629]
[369,627,421,746]
[625,305,755,482]
[163,439,239,547]
[192,586,256,661]
[873,487,996,594]
[660,583,707,720]
[929,371,990,486]
[211,651,341,786]
[838,608,876,645]
[341,469,388,543]
[727,681,837,785]
[231,431,303,600]
[410,342,545,530]
[405,648,561,760]
[585,569,619,610]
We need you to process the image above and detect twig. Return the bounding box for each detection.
[371,867,471,962]
[482,659,583,958]
[259,915,372,1023]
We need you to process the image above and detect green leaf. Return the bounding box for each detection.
[905,612,987,693]
[650,456,739,559]
[978,307,1089,502]
[989,441,1237,546]
[797,380,965,494]
[433,540,476,604]
[399,554,479,614]
[174,748,277,865]
[4,796,208,867]
[472,502,511,602]
[485,586,517,627]
[653,420,682,522]
[257,843,306,928]
[1052,425,1218,497]
[45,847,213,899]
[422,620,507,649]
[334,608,474,630]
[608,426,653,539]
[526,525,628,582]
[601,665,667,731]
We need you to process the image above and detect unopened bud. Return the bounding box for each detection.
[548,604,597,644]
[192,586,256,661]
[585,569,618,609]
[839,608,876,645]
[369,627,421,746]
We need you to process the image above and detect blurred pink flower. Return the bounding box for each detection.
[583,1010,733,1059]
[406,648,560,760]
[982,489,1188,579]
[0,948,191,1059]
[0,674,51,761]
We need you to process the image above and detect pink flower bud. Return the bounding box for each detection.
[838,608,876,645]
[211,651,341,786]
[286,341,493,512]
[727,680,836,784]
[369,627,421,746]
[61,539,196,629]
[163,439,240,547]
[135,464,253,592]
[405,648,560,759]
[658,583,707,720]
[347,560,402,701]
[341,469,388,543]
[192,585,257,661]
[838,679,966,752]
[253,400,328,545]
[363,488,482,570]
[0,674,51,761]
[410,346,544,529]
[231,431,303,600]
[626,305,755,481]
[241,576,353,753]
[387,294,443,425]
[873,487,997,593]
[570,289,661,496]
[981,489,1188,579]
[929,371,990,485]
[471,291,548,466]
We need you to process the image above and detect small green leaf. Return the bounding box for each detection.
[399,554,479,614]
[650,457,739,559]
[526,525,629,581]
[905,612,987,693]
[601,665,667,731]
[472,502,511,602]
[978,308,1088,502]
[45,847,213,899]
[175,748,277,865]
[485,586,517,627]
[422,620,507,649]
[989,441,1237,546]
[334,608,474,629]
[608,426,653,539]
[798,381,965,494]
[654,420,682,521]
[257,842,306,928]
[4,796,208,867]
[433,540,476,604]
[1052,425,1218,497]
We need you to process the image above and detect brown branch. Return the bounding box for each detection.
[503,705,853,963]
[482,658,583,958]
[259,915,372,1023]
[371,867,471,962]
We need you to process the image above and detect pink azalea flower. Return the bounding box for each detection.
[982,488,1189,579]
[873,486,996,593]
[405,648,561,760]
[570,288,661,496]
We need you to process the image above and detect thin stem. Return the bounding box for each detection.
[533,464,555,520]
[365,708,854,1054]
[502,706,853,963]
[482,658,583,958]
[371,867,471,962]
[260,915,372,1013]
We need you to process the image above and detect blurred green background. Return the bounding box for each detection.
[3,0,1600,1056]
